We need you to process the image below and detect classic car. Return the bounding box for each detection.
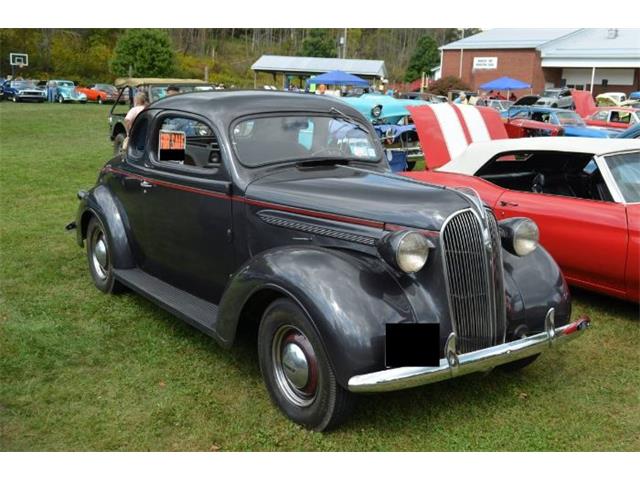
[76,83,120,104]
[535,88,574,109]
[487,99,513,113]
[503,106,616,138]
[69,91,590,430]
[595,92,627,106]
[1,79,46,102]
[52,79,87,103]
[109,77,214,153]
[585,107,639,130]
[405,137,640,302]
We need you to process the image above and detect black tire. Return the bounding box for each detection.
[257,298,355,431]
[57,95,64,104]
[12,96,18,103]
[113,133,126,155]
[551,103,558,108]
[85,216,124,294]
[498,354,540,372]
[98,96,103,105]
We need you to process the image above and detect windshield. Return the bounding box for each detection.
[57,81,75,88]
[605,151,640,202]
[232,115,381,167]
[555,111,585,126]
[96,84,117,93]
[542,90,560,98]
[11,80,37,89]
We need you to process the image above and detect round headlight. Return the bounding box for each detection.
[501,218,539,256]
[378,230,431,273]
[371,105,382,118]
[396,231,430,272]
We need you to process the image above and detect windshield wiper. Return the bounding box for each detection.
[329,107,369,134]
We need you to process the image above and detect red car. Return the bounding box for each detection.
[76,83,120,104]
[404,137,640,302]
[585,107,640,130]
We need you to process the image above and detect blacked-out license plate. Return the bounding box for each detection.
[385,324,440,367]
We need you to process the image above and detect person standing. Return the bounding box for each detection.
[47,80,57,103]
[124,92,149,135]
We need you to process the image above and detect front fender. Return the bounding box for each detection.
[216,246,416,387]
[75,184,135,269]
[503,244,571,337]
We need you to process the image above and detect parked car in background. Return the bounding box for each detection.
[339,93,427,170]
[405,137,640,302]
[502,107,564,138]
[585,107,639,130]
[535,88,574,109]
[617,123,640,139]
[487,99,513,113]
[51,79,87,103]
[596,92,627,106]
[1,79,46,102]
[109,77,214,153]
[504,106,616,138]
[77,84,120,104]
[398,92,447,103]
[70,90,590,430]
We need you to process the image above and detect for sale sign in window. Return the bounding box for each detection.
[158,130,186,161]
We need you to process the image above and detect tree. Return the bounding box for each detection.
[110,29,175,77]
[428,76,472,96]
[299,29,337,58]
[404,35,440,82]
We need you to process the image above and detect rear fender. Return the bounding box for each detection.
[76,184,135,269]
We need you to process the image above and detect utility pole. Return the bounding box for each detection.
[343,28,348,58]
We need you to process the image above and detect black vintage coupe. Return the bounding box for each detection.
[70,91,590,430]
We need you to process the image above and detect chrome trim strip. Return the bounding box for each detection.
[348,309,590,393]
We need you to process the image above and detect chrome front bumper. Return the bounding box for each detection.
[348,309,591,393]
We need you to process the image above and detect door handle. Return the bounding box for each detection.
[499,200,519,207]
[140,180,154,189]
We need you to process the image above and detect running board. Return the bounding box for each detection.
[114,268,219,338]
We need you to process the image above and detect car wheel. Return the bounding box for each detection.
[12,96,18,103]
[258,298,356,431]
[86,217,124,294]
[57,95,64,104]
[98,96,103,105]
[551,103,557,108]
[113,133,126,155]
[498,354,540,372]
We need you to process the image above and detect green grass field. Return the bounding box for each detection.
[0,102,638,451]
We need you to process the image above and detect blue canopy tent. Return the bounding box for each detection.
[306,70,369,87]
[479,77,531,90]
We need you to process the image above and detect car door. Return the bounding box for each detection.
[495,161,628,297]
[117,111,235,304]
[586,110,610,128]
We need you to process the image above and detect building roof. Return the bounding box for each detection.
[539,28,640,68]
[251,55,387,78]
[441,29,578,50]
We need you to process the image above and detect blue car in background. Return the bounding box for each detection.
[1,79,46,102]
[503,106,617,138]
[338,93,429,171]
[616,123,640,139]
[51,79,87,103]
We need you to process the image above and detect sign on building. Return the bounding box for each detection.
[472,57,498,70]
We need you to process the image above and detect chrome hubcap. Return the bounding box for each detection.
[282,343,309,390]
[272,326,318,407]
[91,230,109,280]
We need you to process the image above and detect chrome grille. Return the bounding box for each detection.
[441,209,506,354]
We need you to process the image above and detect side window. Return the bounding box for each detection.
[127,114,149,161]
[592,110,609,121]
[511,110,530,120]
[156,116,221,170]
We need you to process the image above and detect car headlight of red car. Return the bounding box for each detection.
[499,217,539,256]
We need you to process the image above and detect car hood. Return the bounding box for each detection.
[562,125,615,138]
[245,164,474,231]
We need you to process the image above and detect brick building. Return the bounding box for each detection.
[441,29,640,96]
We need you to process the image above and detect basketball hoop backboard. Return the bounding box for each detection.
[10,53,28,67]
